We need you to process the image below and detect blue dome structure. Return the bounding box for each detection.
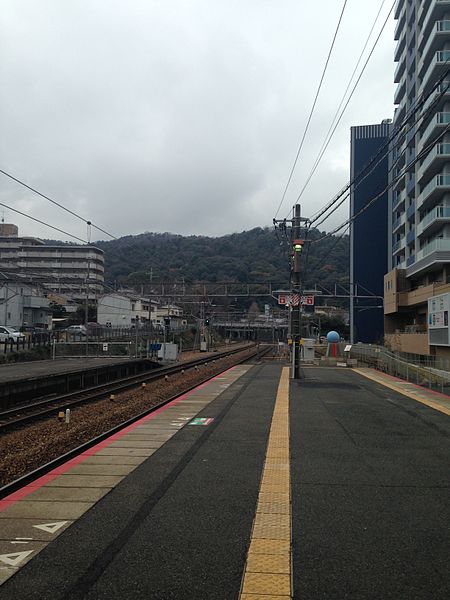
[326,331,340,343]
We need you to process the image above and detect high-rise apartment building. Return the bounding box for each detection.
[384,0,450,357]
[350,122,391,344]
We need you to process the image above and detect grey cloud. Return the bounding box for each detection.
[0,0,395,241]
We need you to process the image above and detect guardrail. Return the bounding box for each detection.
[349,344,450,395]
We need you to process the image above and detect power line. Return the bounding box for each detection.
[309,62,450,227]
[0,168,118,240]
[296,0,390,204]
[311,120,450,244]
[0,201,88,244]
[274,0,348,219]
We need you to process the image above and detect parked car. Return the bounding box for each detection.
[32,328,51,343]
[20,325,50,343]
[0,326,26,341]
[66,325,87,336]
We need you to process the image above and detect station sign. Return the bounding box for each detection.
[428,293,450,346]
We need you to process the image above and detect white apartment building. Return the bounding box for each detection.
[0,224,104,301]
[385,0,450,357]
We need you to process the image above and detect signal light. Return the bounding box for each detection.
[293,239,304,253]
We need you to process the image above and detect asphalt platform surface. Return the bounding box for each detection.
[1,363,282,599]
[1,363,449,599]
[292,366,450,600]
[0,357,135,383]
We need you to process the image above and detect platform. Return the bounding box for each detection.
[0,364,449,599]
[0,357,136,383]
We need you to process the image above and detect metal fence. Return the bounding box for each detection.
[350,344,450,395]
[0,336,51,354]
[53,336,170,359]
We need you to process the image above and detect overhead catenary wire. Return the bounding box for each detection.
[309,61,450,227]
[0,168,118,240]
[0,201,88,244]
[311,120,450,244]
[274,0,349,219]
[296,0,391,205]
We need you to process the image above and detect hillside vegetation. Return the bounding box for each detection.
[96,227,349,289]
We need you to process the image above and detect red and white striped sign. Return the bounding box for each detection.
[278,294,315,306]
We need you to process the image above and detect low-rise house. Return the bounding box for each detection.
[0,273,52,328]
[153,304,187,330]
[97,293,157,327]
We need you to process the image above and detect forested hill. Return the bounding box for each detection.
[96,227,349,289]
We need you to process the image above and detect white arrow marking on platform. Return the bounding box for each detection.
[0,550,33,566]
[33,521,68,534]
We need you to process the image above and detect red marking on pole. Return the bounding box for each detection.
[0,367,237,512]
[331,343,337,357]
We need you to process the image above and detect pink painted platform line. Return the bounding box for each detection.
[0,367,236,512]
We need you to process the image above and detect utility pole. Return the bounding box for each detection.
[274,203,308,379]
[85,222,91,358]
[291,204,302,379]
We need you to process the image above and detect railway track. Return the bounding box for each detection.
[0,344,272,497]
[0,344,265,432]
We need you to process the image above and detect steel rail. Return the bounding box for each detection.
[0,345,271,498]
[0,344,257,431]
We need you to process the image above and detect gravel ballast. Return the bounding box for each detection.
[0,348,255,487]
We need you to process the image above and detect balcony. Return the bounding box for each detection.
[394,72,407,105]
[407,2,416,26]
[394,0,404,21]
[393,172,406,192]
[406,202,416,220]
[394,27,407,62]
[417,174,450,209]
[418,0,427,25]
[406,228,416,245]
[406,48,415,75]
[393,237,406,254]
[420,50,450,93]
[393,141,406,169]
[394,3,406,41]
[406,124,416,145]
[406,202,416,221]
[406,254,416,267]
[419,0,450,43]
[423,80,450,113]
[394,47,407,83]
[418,143,450,182]
[417,205,450,236]
[394,100,407,126]
[393,213,406,233]
[418,21,450,73]
[406,177,415,196]
[393,189,406,211]
[419,112,450,150]
[416,237,450,261]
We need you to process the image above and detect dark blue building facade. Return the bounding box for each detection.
[350,122,391,344]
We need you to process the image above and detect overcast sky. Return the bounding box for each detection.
[0,0,396,242]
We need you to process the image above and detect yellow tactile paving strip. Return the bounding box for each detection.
[354,368,450,416]
[239,367,291,599]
